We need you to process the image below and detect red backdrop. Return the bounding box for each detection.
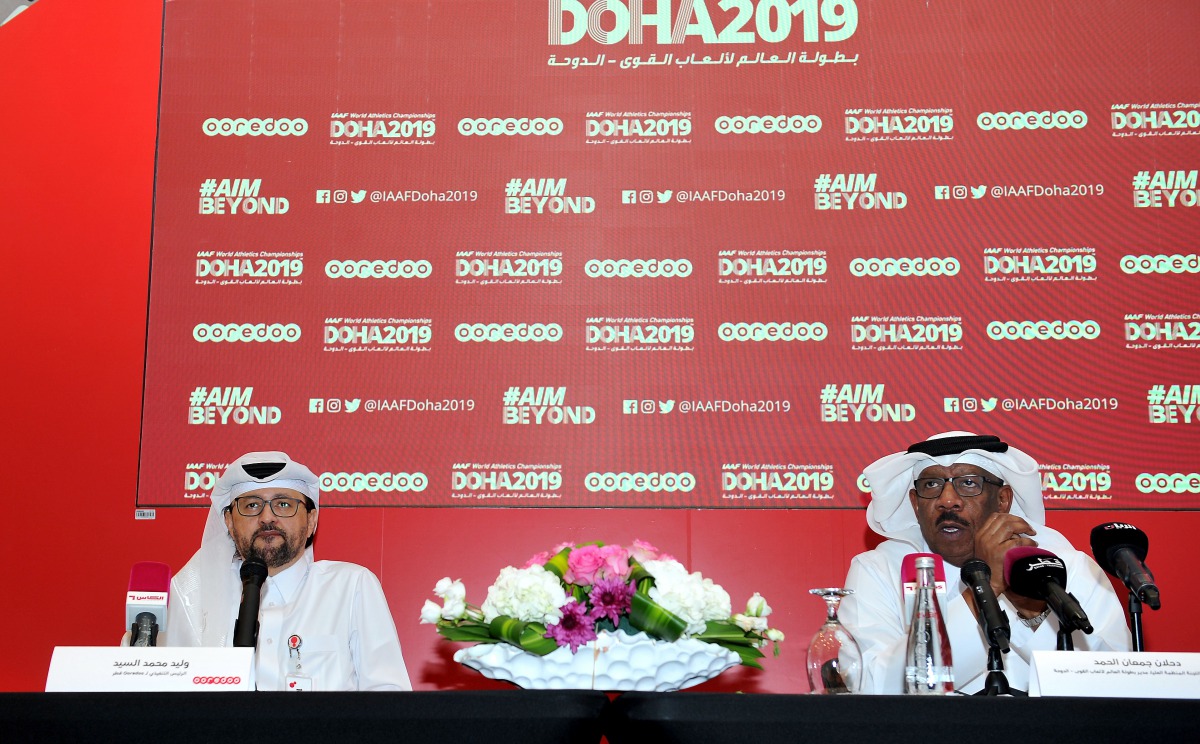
[1,1,1197,693]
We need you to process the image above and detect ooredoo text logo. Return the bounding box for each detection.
[849,257,958,277]
[715,115,821,134]
[1120,254,1200,274]
[455,323,563,342]
[1135,473,1200,494]
[193,677,242,685]
[584,472,695,493]
[718,321,827,342]
[193,323,301,343]
[203,118,307,136]
[325,259,431,279]
[458,117,562,136]
[986,320,1100,340]
[320,472,428,492]
[976,110,1087,130]
[585,259,692,278]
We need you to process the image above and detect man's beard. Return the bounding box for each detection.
[237,525,301,569]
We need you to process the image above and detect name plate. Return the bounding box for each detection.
[1029,650,1200,698]
[46,646,254,692]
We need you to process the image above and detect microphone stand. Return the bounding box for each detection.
[1128,593,1145,652]
[977,644,1025,696]
[1056,627,1074,651]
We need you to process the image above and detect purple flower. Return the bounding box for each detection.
[589,577,634,625]
[544,599,597,653]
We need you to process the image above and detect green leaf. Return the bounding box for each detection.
[489,616,558,656]
[543,547,571,580]
[628,591,686,642]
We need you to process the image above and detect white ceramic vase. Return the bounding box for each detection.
[453,629,741,691]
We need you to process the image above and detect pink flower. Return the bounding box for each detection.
[565,544,606,586]
[544,599,597,653]
[630,539,673,564]
[597,544,632,580]
[523,550,553,568]
[589,578,634,625]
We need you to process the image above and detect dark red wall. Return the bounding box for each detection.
[1,1,1195,692]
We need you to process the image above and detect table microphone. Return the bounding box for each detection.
[961,559,1010,651]
[232,558,268,648]
[1004,546,1093,634]
[1089,522,1161,610]
[126,561,171,646]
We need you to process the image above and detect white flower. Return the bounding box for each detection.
[434,577,467,603]
[480,565,568,624]
[733,613,769,633]
[419,600,442,625]
[765,628,785,642]
[745,592,772,617]
[642,559,732,636]
[441,595,466,620]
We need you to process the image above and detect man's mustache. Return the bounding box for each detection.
[936,513,969,528]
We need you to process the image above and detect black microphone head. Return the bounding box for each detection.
[1004,546,1067,600]
[961,558,992,582]
[240,558,268,583]
[1089,522,1149,574]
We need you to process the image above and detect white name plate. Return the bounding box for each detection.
[46,646,254,692]
[1029,650,1200,698]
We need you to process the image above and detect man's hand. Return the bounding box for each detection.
[973,512,1046,618]
[974,513,1036,594]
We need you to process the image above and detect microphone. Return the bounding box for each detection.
[960,559,1010,652]
[1004,547,1093,634]
[126,561,171,647]
[901,552,947,619]
[232,558,268,648]
[1089,522,1161,610]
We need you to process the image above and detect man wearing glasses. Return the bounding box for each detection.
[840,432,1129,694]
[166,451,412,690]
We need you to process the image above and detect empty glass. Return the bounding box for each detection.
[806,588,863,694]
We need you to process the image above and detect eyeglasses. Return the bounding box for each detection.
[912,475,1004,499]
[231,496,305,518]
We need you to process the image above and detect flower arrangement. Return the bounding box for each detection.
[421,539,783,670]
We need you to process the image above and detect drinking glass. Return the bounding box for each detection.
[806,587,863,694]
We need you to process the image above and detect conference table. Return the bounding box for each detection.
[3,690,1197,743]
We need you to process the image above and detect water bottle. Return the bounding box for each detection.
[904,556,954,693]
